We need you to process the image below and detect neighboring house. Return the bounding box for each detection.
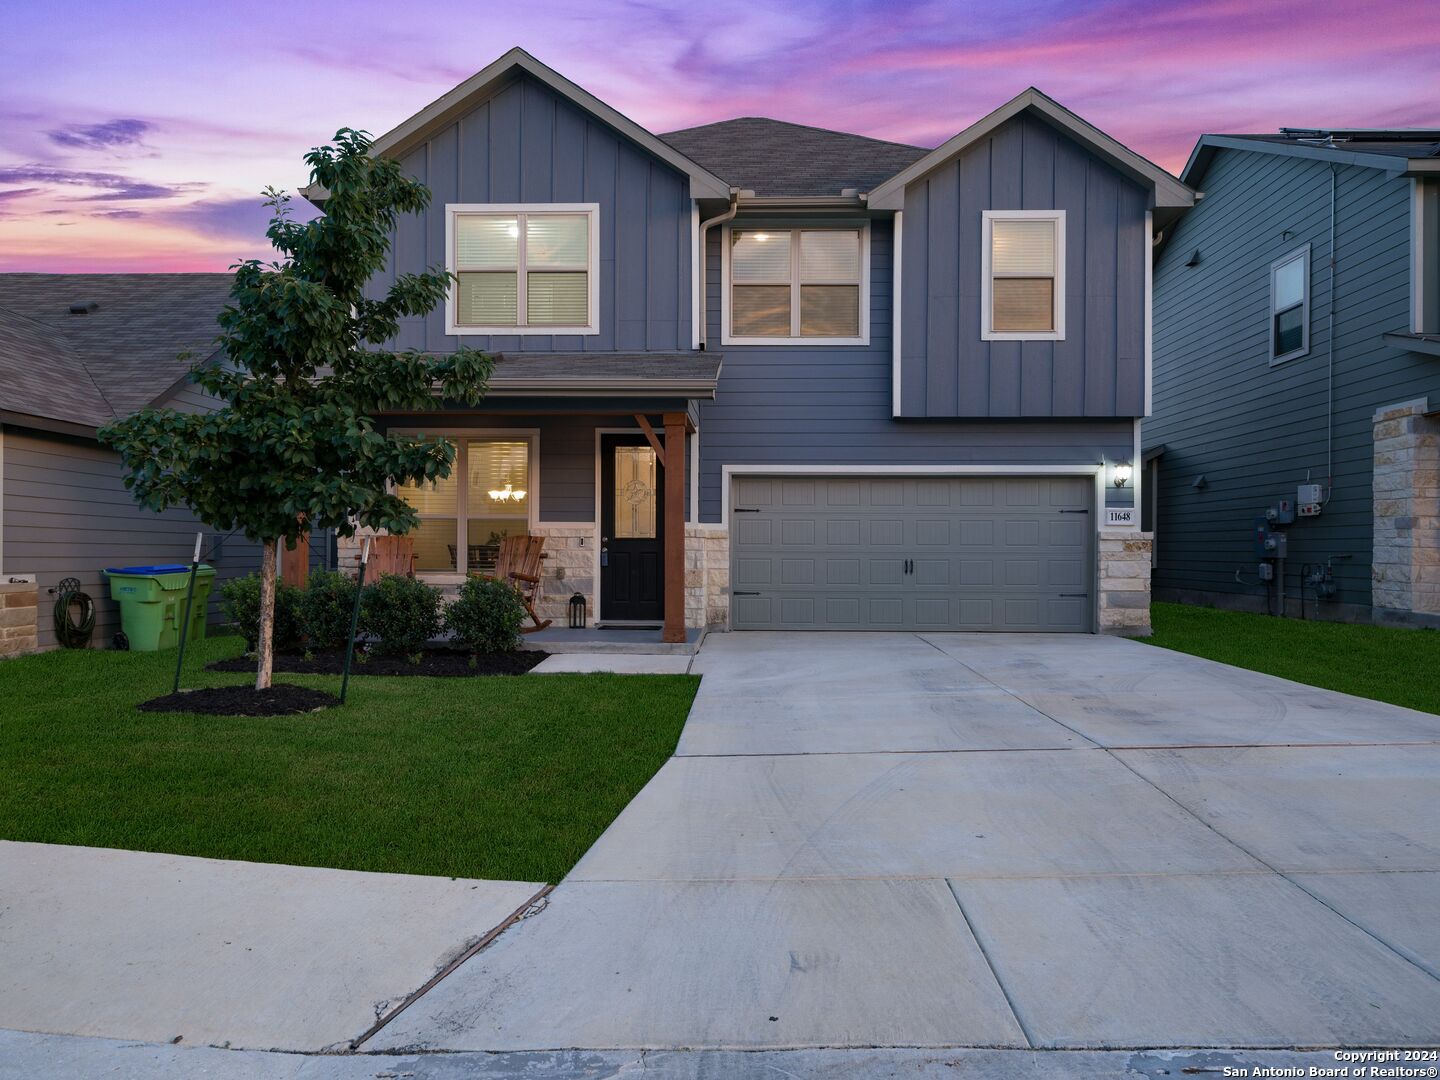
[1147,129,1440,626]
[0,274,266,653]
[319,47,1193,640]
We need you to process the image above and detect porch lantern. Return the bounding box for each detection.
[1112,461,1132,488]
[568,591,587,629]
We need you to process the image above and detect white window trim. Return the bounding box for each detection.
[1269,244,1311,366]
[1413,178,1440,335]
[981,209,1066,341]
[392,428,540,584]
[720,223,871,346]
[444,204,600,337]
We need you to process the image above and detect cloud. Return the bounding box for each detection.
[0,165,197,201]
[47,118,152,150]
[93,208,144,219]
[0,187,40,201]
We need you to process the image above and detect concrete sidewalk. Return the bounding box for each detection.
[0,1028,1361,1080]
[374,631,1440,1051]
[0,841,544,1052]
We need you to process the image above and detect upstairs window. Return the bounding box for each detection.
[983,210,1066,340]
[725,226,869,344]
[1270,246,1310,363]
[446,204,598,335]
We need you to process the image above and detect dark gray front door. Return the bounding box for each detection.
[730,475,1092,631]
[600,434,663,622]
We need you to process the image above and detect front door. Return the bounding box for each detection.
[600,434,664,622]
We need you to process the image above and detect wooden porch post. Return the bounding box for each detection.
[662,412,688,643]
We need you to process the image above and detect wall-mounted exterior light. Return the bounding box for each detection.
[1113,462,1132,488]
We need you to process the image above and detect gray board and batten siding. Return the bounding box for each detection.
[376,73,693,356]
[1147,146,1440,616]
[898,113,1149,420]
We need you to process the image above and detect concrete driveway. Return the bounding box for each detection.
[375,631,1440,1052]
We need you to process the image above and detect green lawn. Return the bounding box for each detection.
[0,637,697,882]
[1146,601,1440,715]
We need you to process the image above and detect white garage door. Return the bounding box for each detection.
[729,475,1093,631]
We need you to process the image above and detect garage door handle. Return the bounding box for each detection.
[733,508,761,513]
[732,591,761,596]
[1059,592,1090,598]
[1058,509,1089,514]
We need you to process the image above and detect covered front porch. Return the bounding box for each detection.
[346,352,727,645]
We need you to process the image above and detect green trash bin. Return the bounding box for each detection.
[103,564,216,651]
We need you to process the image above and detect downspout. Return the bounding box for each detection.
[697,192,740,351]
[1325,165,1337,502]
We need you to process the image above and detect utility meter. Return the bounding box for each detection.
[1298,483,1323,517]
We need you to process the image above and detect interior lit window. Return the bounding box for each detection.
[398,438,531,575]
[729,227,864,341]
[984,211,1064,339]
[450,206,596,332]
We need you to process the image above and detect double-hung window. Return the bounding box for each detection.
[397,436,535,577]
[446,204,599,335]
[725,226,868,344]
[982,210,1065,340]
[1270,246,1310,363]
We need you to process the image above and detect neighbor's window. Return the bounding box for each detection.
[983,210,1065,340]
[1270,246,1310,363]
[398,437,532,576]
[448,205,598,334]
[728,227,866,342]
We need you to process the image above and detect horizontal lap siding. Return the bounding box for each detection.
[1148,149,1439,613]
[376,74,691,354]
[900,114,1147,419]
[699,218,1131,521]
[2,430,263,649]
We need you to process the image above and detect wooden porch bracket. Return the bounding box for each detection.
[633,413,666,468]
[662,411,687,644]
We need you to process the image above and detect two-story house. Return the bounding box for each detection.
[325,48,1194,642]
[1147,128,1440,626]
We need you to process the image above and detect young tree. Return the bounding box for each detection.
[101,129,491,690]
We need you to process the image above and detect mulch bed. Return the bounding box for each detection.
[138,684,339,716]
[207,647,548,678]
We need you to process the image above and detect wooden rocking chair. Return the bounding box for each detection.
[485,534,552,632]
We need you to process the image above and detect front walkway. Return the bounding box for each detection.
[375,632,1440,1051]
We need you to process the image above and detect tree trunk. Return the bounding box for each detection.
[256,538,278,691]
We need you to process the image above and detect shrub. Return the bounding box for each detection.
[360,573,443,657]
[300,570,359,651]
[446,576,526,653]
[220,573,303,653]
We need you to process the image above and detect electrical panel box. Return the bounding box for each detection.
[1298,483,1323,517]
[1273,499,1295,525]
[1253,518,1288,559]
[1258,562,1274,581]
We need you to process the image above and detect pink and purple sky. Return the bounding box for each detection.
[3,0,1437,273]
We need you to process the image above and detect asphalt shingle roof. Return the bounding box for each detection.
[0,273,233,427]
[660,117,928,197]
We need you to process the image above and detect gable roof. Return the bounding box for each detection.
[1182,129,1440,187]
[0,273,232,434]
[660,118,927,198]
[867,87,1195,211]
[312,47,731,202]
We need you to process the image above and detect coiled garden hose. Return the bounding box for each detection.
[53,577,96,649]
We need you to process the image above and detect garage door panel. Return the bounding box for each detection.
[868,519,903,546]
[780,519,815,546]
[730,476,1093,632]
